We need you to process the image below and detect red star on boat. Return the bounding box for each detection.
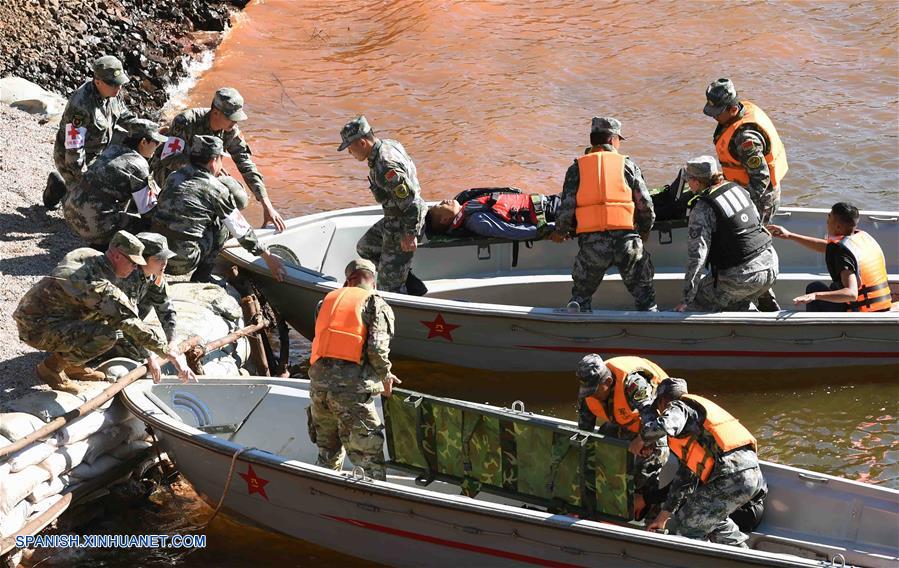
[420,313,460,342]
[239,464,270,500]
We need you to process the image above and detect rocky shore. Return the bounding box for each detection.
[0,0,250,118]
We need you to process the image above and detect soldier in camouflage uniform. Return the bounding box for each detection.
[308,259,402,480]
[551,117,657,311]
[338,116,428,295]
[576,354,668,516]
[150,87,286,232]
[13,231,193,393]
[48,56,139,208]
[151,135,286,283]
[638,378,765,547]
[674,156,778,312]
[62,119,167,247]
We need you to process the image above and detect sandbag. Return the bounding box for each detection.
[27,476,65,503]
[28,493,63,518]
[6,390,84,423]
[109,440,152,461]
[121,417,151,442]
[0,499,32,538]
[0,412,45,441]
[38,440,91,478]
[55,407,123,445]
[0,433,11,482]
[68,454,122,480]
[72,383,115,410]
[83,425,129,465]
[6,440,56,473]
[0,465,50,515]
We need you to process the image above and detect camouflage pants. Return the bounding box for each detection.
[356,217,414,293]
[671,465,764,547]
[570,232,656,311]
[164,223,229,280]
[309,388,387,480]
[16,318,118,366]
[688,268,777,312]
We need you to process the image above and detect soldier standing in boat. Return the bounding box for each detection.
[151,87,287,232]
[338,116,428,295]
[634,378,765,547]
[674,156,778,312]
[551,116,657,311]
[576,354,669,519]
[307,259,402,480]
[47,55,140,209]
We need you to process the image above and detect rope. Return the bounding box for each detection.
[205,446,256,527]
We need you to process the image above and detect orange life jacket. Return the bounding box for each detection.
[310,286,372,365]
[575,149,634,233]
[667,394,757,483]
[714,101,788,188]
[827,230,891,312]
[584,357,667,433]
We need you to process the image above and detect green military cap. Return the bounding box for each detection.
[212,87,248,122]
[110,230,147,265]
[591,116,626,140]
[190,134,225,162]
[126,119,167,143]
[344,258,377,278]
[703,78,738,117]
[135,232,177,260]
[338,115,372,151]
[576,354,613,386]
[92,55,129,86]
[656,377,688,399]
[684,155,721,180]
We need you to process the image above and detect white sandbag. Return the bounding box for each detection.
[121,417,151,442]
[109,440,152,461]
[38,440,90,478]
[54,411,108,446]
[6,439,56,473]
[0,433,11,482]
[26,476,64,503]
[0,498,32,538]
[72,383,115,409]
[103,398,131,425]
[68,454,122,480]
[28,493,63,518]
[0,465,50,515]
[82,426,129,465]
[6,390,84,423]
[0,412,44,441]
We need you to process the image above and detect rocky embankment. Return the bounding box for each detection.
[0,0,249,118]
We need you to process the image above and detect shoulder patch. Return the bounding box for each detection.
[393,183,410,199]
[688,225,702,239]
[71,115,84,128]
[747,155,764,169]
[385,169,398,182]
[741,139,754,151]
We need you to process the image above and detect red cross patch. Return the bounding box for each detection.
[64,123,86,150]
[160,136,185,159]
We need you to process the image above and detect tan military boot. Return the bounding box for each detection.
[63,364,107,382]
[36,355,80,394]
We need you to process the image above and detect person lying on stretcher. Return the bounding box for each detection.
[425,187,560,241]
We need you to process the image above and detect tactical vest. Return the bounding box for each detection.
[700,182,772,270]
[310,286,372,365]
[714,101,788,187]
[584,356,667,433]
[451,191,544,230]
[827,231,891,312]
[574,150,634,233]
[667,394,757,484]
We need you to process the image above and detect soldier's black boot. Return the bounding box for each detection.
[404,271,428,296]
[43,171,66,210]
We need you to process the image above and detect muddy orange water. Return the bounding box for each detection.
[31,1,898,566]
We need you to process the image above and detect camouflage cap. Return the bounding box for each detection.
[344,258,377,278]
[338,116,372,151]
[190,134,225,162]
[703,78,738,117]
[109,230,147,265]
[92,55,129,86]
[590,116,626,140]
[212,87,248,122]
[126,119,167,144]
[575,354,613,387]
[135,232,177,260]
[656,377,688,400]
[684,155,720,179]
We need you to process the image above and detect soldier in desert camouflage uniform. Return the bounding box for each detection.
[47,55,139,208]
[62,119,167,246]
[551,117,657,311]
[150,87,286,232]
[338,116,428,295]
[307,259,402,480]
[636,378,765,547]
[13,231,193,393]
[151,135,286,283]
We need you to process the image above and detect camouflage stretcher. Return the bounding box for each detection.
[383,388,634,522]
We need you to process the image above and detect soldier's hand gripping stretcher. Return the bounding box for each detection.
[382,373,402,398]
[146,346,195,384]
